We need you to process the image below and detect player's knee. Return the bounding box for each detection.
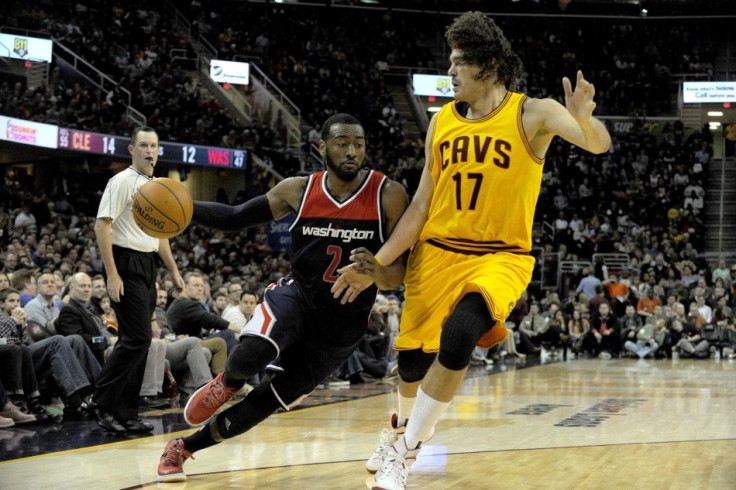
[225,335,278,380]
[437,293,492,371]
[397,349,436,383]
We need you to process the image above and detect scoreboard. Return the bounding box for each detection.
[1,116,248,170]
[57,128,247,169]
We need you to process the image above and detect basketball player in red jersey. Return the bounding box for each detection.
[157,113,409,482]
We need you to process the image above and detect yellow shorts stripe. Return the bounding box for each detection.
[428,238,530,255]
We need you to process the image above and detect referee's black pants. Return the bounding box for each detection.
[94,246,157,422]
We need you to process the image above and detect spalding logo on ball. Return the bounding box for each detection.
[132,178,193,239]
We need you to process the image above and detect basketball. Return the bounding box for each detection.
[132,178,193,239]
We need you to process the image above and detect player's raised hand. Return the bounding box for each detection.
[563,70,597,124]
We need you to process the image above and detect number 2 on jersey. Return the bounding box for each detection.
[323,245,342,283]
[452,172,483,210]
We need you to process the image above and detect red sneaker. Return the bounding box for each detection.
[157,438,194,482]
[184,372,239,426]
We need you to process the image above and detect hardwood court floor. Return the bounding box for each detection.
[1,357,735,489]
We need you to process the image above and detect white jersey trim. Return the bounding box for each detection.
[321,170,373,208]
[270,383,310,411]
[376,175,387,243]
[288,174,314,233]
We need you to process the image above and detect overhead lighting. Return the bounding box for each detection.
[708,111,724,117]
[709,122,722,128]
[427,107,442,113]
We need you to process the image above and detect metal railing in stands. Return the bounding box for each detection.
[559,260,593,295]
[592,253,631,275]
[247,62,302,148]
[164,0,301,152]
[53,41,146,126]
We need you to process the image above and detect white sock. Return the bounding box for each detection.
[397,389,415,428]
[402,387,450,450]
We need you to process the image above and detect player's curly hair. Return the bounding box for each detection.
[445,11,523,90]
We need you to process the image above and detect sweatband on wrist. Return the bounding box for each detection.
[192,195,274,232]
[374,255,385,267]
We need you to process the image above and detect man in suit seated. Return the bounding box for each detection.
[166,273,241,352]
[55,272,115,364]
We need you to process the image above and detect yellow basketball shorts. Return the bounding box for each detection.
[395,240,534,353]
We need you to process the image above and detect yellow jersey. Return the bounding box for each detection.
[420,92,543,254]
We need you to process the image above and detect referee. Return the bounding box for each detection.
[89,126,184,433]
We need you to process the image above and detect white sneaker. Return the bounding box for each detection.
[0,414,14,428]
[366,413,403,474]
[366,427,400,473]
[0,402,36,424]
[372,438,421,490]
[540,348,550,363]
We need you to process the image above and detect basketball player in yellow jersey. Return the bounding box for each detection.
[331,11,611,490]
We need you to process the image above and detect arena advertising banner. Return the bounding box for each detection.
[210,59,250,85]
[0,116,58,148]
[601,117,676,138]
[0,33,53,63]
[267,215,294,253]
[1,116,248,170]
[57,127,248,169]
[683,81,736,103]
[412,74,455,98]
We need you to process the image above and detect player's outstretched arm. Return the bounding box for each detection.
[191,177,307,231]
[374,178,411,288]
[331,115,439,304]
[330,178,410,304]
[526,70,611,155]
[374,114,438,266]
[331,247,407,305]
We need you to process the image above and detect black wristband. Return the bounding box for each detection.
[192,195,274,232]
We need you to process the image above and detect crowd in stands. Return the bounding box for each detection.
[537,118,712,262]
[1,1,722,181]
[183,1,719,117]
[503,254,736,361]
[0,2,734,429]
[1,1,302,176]
[3,2,216,142]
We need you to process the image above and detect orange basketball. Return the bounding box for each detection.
[132,178,193,239]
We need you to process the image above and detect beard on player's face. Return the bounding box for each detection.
[325,152,361,182]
